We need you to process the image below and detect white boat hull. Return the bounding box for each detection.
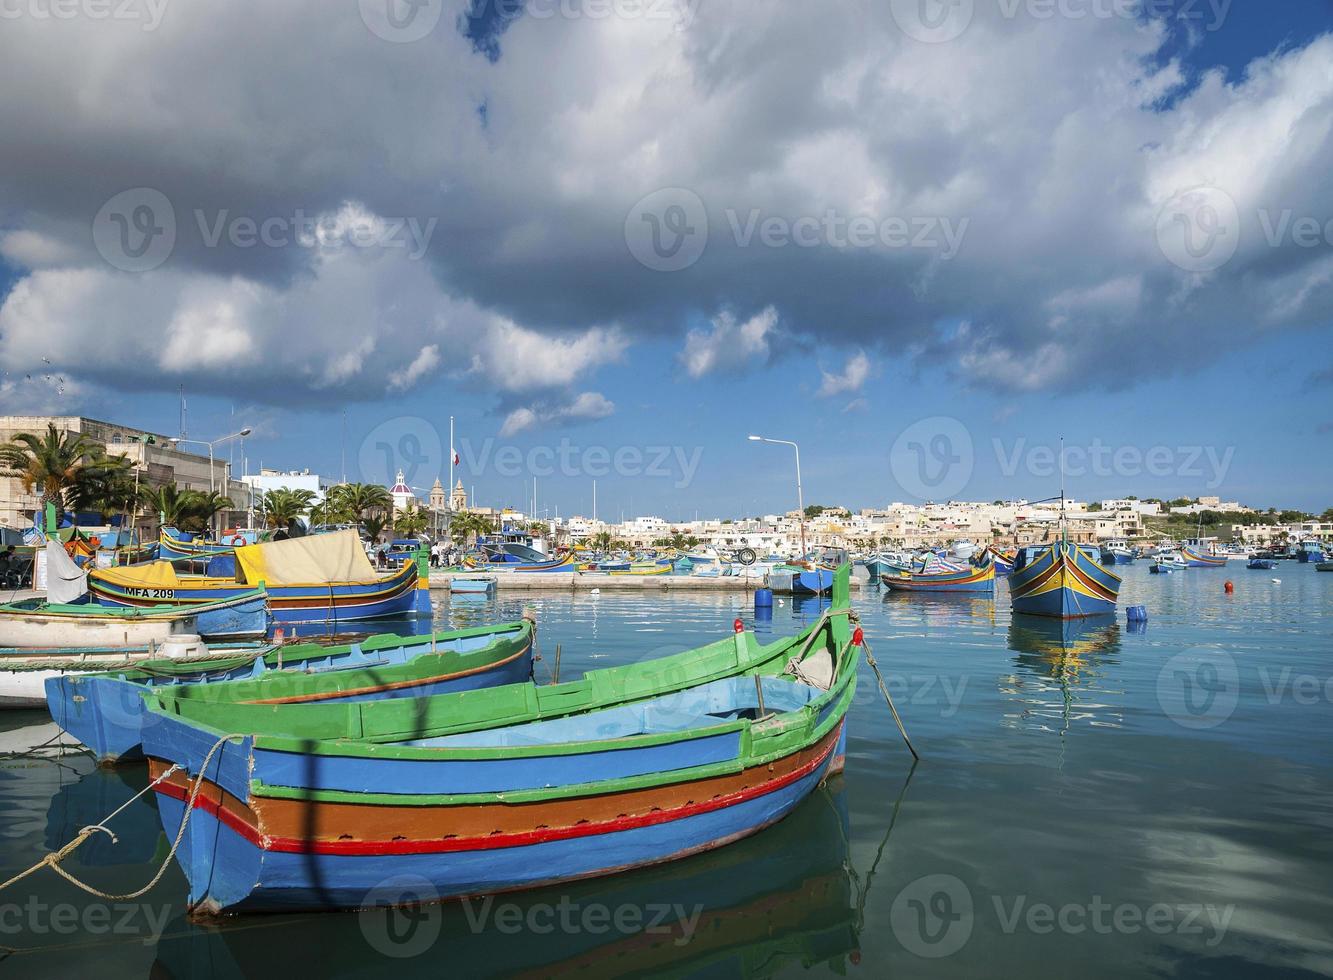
[0,635,209,708]
[0,611,193,649]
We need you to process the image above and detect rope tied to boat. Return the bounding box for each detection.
[848,610,920,761]
[0,731,244,901]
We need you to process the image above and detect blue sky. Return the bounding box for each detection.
[1,1,1331,516]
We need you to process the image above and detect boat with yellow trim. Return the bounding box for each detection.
[88,531,430,626]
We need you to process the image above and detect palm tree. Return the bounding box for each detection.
[140,484,206,531]
[329,483,393,522]
[187,491,235,533]
[394,504,429,538]
[308,496,354,527]
[0,423,120,512]
[260,487,316,529]
[362,513,389,544]
[65,456,139,523]
[449,512,494,548]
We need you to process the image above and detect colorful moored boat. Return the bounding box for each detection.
[140,568,859,913]
[88,531,431,626]
[158,527,260,561]
[881,558,995,593]
[1180,545,1226,568]
[1009,540,1121,618]
[45,619,534,763]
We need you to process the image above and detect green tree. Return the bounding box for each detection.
[141,484,205,530]
[328,483,393,523]
[362,513,389,544]
[0,423,122,512]
[394,504,429,538]
[260,487,316,529]
[448,512,495,547]
[308,496,355,527]
[65,456,139,523]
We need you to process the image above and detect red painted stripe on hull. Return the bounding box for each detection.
[154,722,843,857]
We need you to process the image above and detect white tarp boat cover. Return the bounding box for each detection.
[45,537,89,604]
[234,530,379,587]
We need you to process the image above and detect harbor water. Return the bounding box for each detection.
[2,563,1331,977]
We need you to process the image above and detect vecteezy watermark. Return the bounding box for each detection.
[888,0,1230,44]
[889,416,975,500]
[192,210,436,259]
[359,416,444,489]
[0,0,170,30]
[358,875,443,958]
[1156,185,1241,273]
[1159,185,1333,272]
[1158,647,1333,730]
[461,438,704,489]
[360,0,700,43]
[0,897,171,945]
[624,187,709,272]
[93,187,176,272]
[890,874,1235,958]
[92,188,437,271]
[625,189,967,271]
[460,896,705,946]
[994,438,1234,489]
[1157,648,1240,730]
[724,209,968,259]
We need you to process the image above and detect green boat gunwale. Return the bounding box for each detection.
[243,665,860,807]
[142,567,855,767]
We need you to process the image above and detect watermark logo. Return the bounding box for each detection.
[888,0,974,43]
[1157,647,1240,730]
[625,187,708,272]
[890,874,974,958]
[358,875,442,958]
[890,416,974,500]
[0,897,170,945]
[92,187,176,272]
[0,0,169,29]
[359,0,444,43]
[359,416,443,488]
[460,896,704,946]
[1156,185,1240,273]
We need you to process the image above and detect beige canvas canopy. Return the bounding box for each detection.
[234,530,378,587]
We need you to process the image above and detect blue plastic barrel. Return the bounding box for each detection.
[754,588,774,608]
[1126,605,1148,622]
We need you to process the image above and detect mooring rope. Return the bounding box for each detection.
[0,731,243,900]
[850,612,920,761]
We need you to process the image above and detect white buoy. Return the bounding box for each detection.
[778,598,785,607]
[1271,578,1281,584]
[590,588,601,595]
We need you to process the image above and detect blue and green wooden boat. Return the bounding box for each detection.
[46,619,534,764]
[881,558,995,593]
[140,567,858,913]
[158,527,262,562]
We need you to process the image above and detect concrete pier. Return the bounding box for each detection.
[429,572,864,592]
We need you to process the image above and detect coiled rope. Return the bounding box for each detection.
[0,731,243,900]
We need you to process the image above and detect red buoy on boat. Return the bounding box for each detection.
[733,618,744,633]
[852,626,864,646]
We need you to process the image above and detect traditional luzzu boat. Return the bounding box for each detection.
[45,619,534,763]
[983,547,1015,575]
[0,537,268,654]
[608,561,672,576]
[1180,545,1226,568]
[87,531,431,626]
[158,527,261,561]
[881,555,996,593]
[467,552,577,573]
[1247,557,1278,570]
[139,568,859,913]
[1009,540,1121,618]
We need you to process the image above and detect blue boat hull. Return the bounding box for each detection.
[152,722,846,912]
[792,570,834,595]
[1010,542,1121,619]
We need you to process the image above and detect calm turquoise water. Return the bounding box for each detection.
[2,563,1331,977]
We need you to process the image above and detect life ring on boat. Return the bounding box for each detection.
[228,534,247,547]
[736,548,757,566]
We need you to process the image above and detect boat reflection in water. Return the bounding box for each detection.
[45,765,166,868]
[151,779,866,979]
[883,589,998,627]
[1004,614,1123,734]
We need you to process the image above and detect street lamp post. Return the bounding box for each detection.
[172,427,253,533]
[748,435,806,557]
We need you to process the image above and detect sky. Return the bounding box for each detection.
[1,0,1331,518]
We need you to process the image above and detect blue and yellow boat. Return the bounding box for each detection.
[88,531,430,626]
[1009,540,1121,618]
[1180,545,1226,568]
[158,527,261,561]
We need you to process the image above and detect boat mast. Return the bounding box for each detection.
[1059,436,1067,546]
